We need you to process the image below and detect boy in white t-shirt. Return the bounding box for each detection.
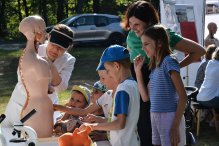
[54,72,115,143]
[53,79,113,121]
[80,45,140,146]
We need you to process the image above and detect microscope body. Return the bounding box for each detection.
[10,123,37,146]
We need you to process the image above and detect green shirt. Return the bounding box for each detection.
[127,29,183,63]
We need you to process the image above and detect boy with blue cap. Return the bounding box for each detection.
[81,45,140,146]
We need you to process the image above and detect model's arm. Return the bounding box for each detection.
[53,102,100,116]
[134,55,149,102]
[176,38,206,68]
[170,70,187,146]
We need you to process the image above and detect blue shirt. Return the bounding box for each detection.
[114,78,134,116]
[149,55,180,112]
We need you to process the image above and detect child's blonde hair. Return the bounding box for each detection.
[205,44,217,60]
[212,47,219,60]
[72,85,91,104]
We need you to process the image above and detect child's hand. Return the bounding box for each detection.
[79,123,94,132]
[90,131,108,141]
[170,125,180,146]
[53,104,64,111]
[53,121,66,135]
[134,55,145,73]
[80,114,97,123]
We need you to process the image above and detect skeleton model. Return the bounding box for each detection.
[18,16,53,138]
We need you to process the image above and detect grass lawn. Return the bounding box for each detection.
[0,45,218,145]
[0,45,104,114]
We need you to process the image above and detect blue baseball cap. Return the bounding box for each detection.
[96,45,130,70]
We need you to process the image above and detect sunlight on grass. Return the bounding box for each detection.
[0,90,71,115]
[0,46,103,115]
[0,95,10,114]
[0,49,22,60]
[58,89,72,105]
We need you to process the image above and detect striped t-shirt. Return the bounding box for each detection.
[149,55,180,112]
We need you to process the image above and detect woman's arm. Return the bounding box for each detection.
[175,38,206,68]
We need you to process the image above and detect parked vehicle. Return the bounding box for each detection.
[46,13,126,46]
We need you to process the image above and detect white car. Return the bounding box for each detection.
[46,13,126,46]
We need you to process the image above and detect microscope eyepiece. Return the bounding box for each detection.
[20,109,37,123]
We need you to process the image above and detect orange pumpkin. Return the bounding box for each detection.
[58,125,92,146]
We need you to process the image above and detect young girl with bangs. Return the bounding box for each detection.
[134,25,187,146]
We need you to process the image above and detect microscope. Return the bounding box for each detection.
[0,114,7,146]
[9,109,38,146]
[0,114,6,123]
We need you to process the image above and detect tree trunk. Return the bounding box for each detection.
[65,0,68,18]
[17,0,22,21]
[75,0,83,14]
[93,0,100,13]
[41,0,48,25]
[57,0,65,22]
[100,0,116,14]
[0,0,7,37]
[151,0,160,13]
[23,0,29,17]
[38,0,42,15]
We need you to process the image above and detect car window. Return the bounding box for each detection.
[95,16,108,27]
[71,16,94,26]
[108,17,121,24]
[59,17,71,24]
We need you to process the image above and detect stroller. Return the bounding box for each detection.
[184,86,199,146]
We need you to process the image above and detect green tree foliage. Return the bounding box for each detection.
[0,0,159,41]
